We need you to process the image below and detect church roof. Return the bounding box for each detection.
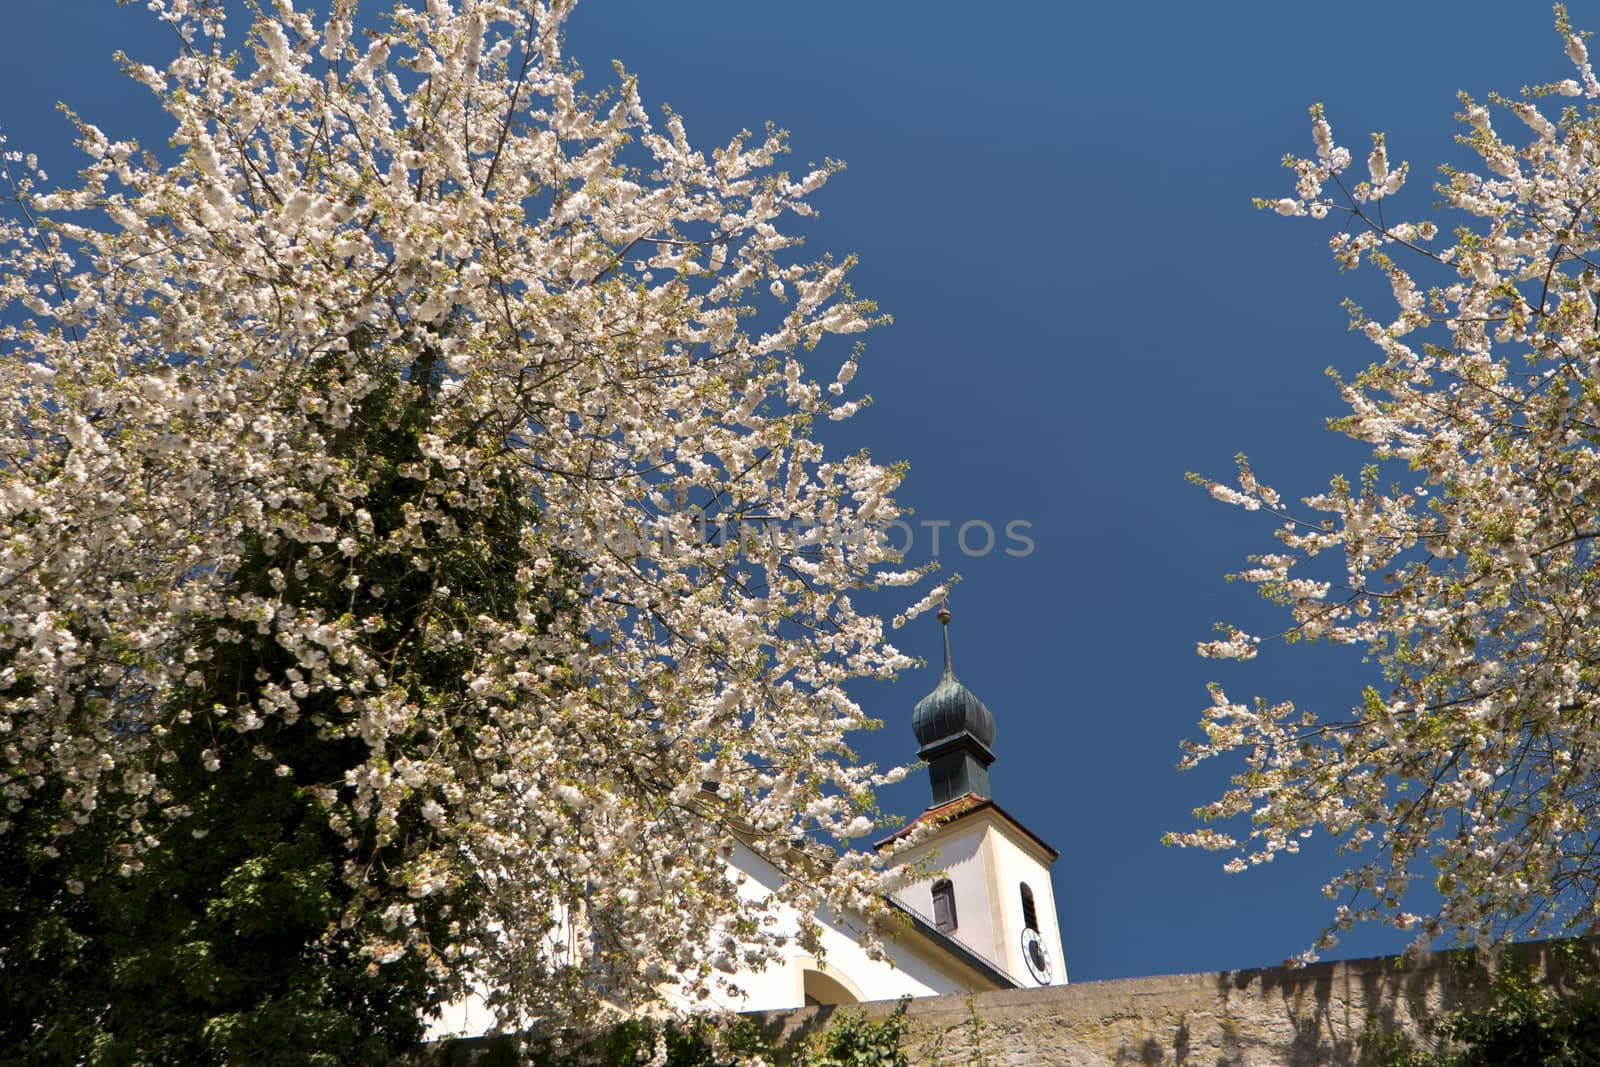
[872,791,1061,861]
[885,897,1021,990]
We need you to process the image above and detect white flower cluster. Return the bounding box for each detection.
[0,0,925,1026]
[1180,7,1600,963]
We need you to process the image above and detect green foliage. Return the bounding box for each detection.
[448,1003,910,1067]
[799,1004,909,1067]
[0,715,441,1066]
[1360,1025,1436,1067]
[0,347,535,1065]
[518,1016,774,1067]
[1365,944,1600,1067]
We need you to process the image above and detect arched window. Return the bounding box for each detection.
[1020,882,1039,932]
[802,967,862,1006]
[931,878,958,932]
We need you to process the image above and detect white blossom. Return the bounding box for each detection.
[1182,7,1600,965]
[0,0,925,1027]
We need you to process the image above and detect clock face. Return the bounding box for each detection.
[1021,927,1052,984]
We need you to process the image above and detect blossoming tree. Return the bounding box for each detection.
[0,0,932,1047]
[1174,7,1600,961]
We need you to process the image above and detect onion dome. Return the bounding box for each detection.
[912,604,997,806]
[912,605,997,750]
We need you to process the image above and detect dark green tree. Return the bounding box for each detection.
[1366,945,1600,1067]
[0,339,566,1066]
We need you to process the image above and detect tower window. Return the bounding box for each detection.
[931,879,958,932]
[1020,882,1039,932]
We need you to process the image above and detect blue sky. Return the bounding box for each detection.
[0,2,1567,982]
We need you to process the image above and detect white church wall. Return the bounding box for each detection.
[427,835,980,1039]
[427,985,496,1041]
[700,838,975,1012]
[893,824,1003,974]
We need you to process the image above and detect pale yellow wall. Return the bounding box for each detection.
[984,818,1066,987]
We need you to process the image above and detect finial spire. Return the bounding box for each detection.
[937,599,955,678]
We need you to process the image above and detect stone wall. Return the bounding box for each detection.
[425,939,1596,1065]
[751,941,1582,1066]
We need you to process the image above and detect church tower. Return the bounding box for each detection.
[887,605,1068,988]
